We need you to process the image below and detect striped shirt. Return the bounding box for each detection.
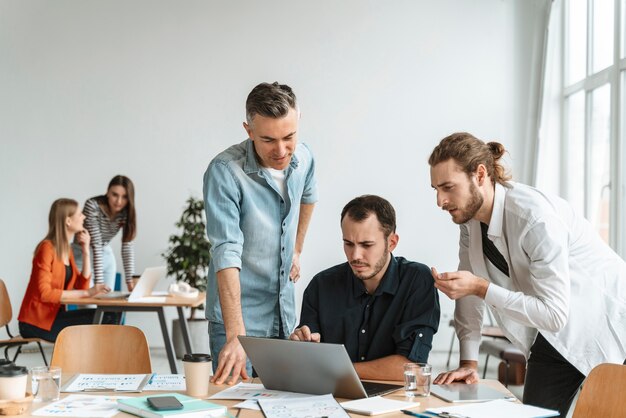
[83,197,135,284]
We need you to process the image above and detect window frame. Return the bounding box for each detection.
[561,0,622,254]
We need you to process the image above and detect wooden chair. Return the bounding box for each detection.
[479,338,526,386]
[0,278,50,365]
[572,363,626,418]
[50,325,152,373]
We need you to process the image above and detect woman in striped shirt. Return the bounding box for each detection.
[74,175,137,290]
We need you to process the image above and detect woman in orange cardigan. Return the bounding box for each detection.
[18,198,112,341]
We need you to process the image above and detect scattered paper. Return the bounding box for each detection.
[427,399,559,418]
[210,382,310,400]
[258,394,349,418]
[32,394,128,417]
[62,374,149,392]
[143,374,186,391]
[235,390,316,411]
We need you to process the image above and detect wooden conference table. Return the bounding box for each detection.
[20,376,517,417]
[61,293,206,374]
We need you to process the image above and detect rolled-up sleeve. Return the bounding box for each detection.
[393,267,440,363]
[299,143,318,204]
[203,160,245,272]
[298,277,322,334]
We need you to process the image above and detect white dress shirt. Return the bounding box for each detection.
[455,182,626,375]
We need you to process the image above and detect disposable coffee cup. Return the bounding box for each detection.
[182,353,212,397]
[0,364,28,400]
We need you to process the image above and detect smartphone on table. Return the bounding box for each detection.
[147,396,184,411]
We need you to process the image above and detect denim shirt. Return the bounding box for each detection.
[203,139,318,337]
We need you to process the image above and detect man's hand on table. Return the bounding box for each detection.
[210,338,249,385]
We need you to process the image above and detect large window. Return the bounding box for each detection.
[562,0,620,249]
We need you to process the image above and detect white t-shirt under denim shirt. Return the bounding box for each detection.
[262,167,288,202]
[203,138,318,338]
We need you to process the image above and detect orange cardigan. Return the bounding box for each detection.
[18,240,90,331]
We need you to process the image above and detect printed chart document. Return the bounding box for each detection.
[210,382,314,411]
[62,374,151,392]
[258,394,350,418]
[32,394,128,417]
[427,399,559,418]
[142,374,186,391]
[340,396,420,415]
[210,382,309,400]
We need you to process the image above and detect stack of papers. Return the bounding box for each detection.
[427,399,559,418]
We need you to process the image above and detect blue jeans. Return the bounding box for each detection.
[208,321,254,376]
[72,244,116,289]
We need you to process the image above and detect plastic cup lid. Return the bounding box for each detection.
[182,353,212,362]
[0,365,28,377]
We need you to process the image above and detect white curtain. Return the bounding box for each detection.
[521,0,556,187]
[534,0,563,194]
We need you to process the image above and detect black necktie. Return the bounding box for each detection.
[481,222,509,277]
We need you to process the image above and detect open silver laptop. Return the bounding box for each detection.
[94,266,166,301]
[238,336,402,399]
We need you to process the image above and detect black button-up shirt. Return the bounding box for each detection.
[298,255,440,363]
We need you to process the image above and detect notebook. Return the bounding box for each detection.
[238,336,402,399]
[117,393,226,418]
[95,266,166,301]
[340,396,420,415]
[430,382,516,403]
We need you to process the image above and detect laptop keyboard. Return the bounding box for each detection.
[361,381,403,397]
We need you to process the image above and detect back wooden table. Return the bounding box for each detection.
[60,293,206,374]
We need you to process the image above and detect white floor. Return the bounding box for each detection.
[8,344,525,400]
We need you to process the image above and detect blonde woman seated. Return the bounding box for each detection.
[18,198,115,342]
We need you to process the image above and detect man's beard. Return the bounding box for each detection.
[351,242,389,281]
[448,182,483,224]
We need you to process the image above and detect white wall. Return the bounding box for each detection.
[0,0,544,354]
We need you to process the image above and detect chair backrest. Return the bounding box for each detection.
[0,279,13,328]
[572,363,626,418]
[50,325,152,374]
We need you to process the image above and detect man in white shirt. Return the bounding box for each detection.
[428,132,626,417]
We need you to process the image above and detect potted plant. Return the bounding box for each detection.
[163,196,211,358]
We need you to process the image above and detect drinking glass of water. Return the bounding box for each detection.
[30,366,62,402]
[403,362,431,397]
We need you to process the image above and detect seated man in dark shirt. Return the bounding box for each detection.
[290,195,440,381]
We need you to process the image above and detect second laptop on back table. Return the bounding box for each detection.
[94,266,167,302]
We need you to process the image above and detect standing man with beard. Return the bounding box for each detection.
[290,195,440,381]
[428,132,626,417]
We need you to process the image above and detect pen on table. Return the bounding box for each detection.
[401,410,437,418]
[83,386,116,392]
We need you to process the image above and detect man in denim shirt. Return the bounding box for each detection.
[203,82,318,384]
[290,195,440,381]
